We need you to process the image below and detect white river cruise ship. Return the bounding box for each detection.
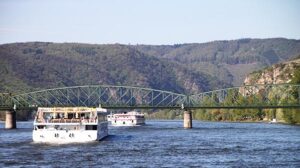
[108,111,145,126]
[33,107,108,143]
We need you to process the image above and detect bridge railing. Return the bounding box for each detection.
[1,84,299,110]
[9,85,187,109]
[0,93,13,109]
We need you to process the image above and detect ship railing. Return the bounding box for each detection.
[81,118,97,123]
[35,118,98,124]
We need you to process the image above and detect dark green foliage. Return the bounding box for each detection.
[147,110,179,120]
[148,108,266,122]
[290,66,300,99]
[0,42,231,94]
[291,66,300,84]
[148,108,300,124]
[282,109,300,124]
[136,38,300,86]
[73,46,96,56]
[1,38,299,93]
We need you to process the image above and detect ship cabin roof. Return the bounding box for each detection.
[37,107,97,114]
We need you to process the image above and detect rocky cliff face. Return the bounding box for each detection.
[243,58,300,85]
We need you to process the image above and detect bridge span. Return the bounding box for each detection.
[1,84,300,129]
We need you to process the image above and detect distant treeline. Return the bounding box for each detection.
[146,109,300,124]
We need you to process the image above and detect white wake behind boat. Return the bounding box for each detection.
[33,107,108,143]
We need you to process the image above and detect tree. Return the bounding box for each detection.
[291,67,300,84]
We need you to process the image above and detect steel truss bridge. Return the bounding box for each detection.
[0,84,300,110]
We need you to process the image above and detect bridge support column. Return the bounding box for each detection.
[5,110,16,129]
[272,109,276,120]
[183,110,192,129]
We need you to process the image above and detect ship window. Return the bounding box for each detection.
[56,113,61,119]
[68,113,75,119]
[37,126,45,129]
[54,133,59,138]
[123,121,125,125]
[132,120,133,123]
[86,125,97,130]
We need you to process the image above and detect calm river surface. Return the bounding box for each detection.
[0,120,300,167]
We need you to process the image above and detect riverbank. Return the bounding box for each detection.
[146,118,300,126]
[146,109,300,125]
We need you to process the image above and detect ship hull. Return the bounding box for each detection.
[111,118,145,126]
[33,122,108,143]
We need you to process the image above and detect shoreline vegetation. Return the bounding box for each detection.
[146,118,300,126]
[0,109,299,125]
[146,109,300,125]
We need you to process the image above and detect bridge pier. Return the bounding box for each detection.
[5,110,16,129]
[183,110,192,129]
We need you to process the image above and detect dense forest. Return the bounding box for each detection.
[0,42,228,94]
[136,38,300,86]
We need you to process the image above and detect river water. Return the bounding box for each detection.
[0,120,300,167]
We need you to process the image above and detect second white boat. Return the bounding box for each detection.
[109,111,145,126]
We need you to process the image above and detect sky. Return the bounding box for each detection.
[0,0,299,45]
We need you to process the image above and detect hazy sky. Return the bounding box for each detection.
[0,0,299,44]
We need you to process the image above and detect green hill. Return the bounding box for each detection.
[0,42,228,94]
[135,38,300,86]
[1,38,300,94]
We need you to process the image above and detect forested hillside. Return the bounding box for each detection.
[1,38,299,94]
[0,42,227,94]
[149,57,300,124]
[136,38,300,86]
